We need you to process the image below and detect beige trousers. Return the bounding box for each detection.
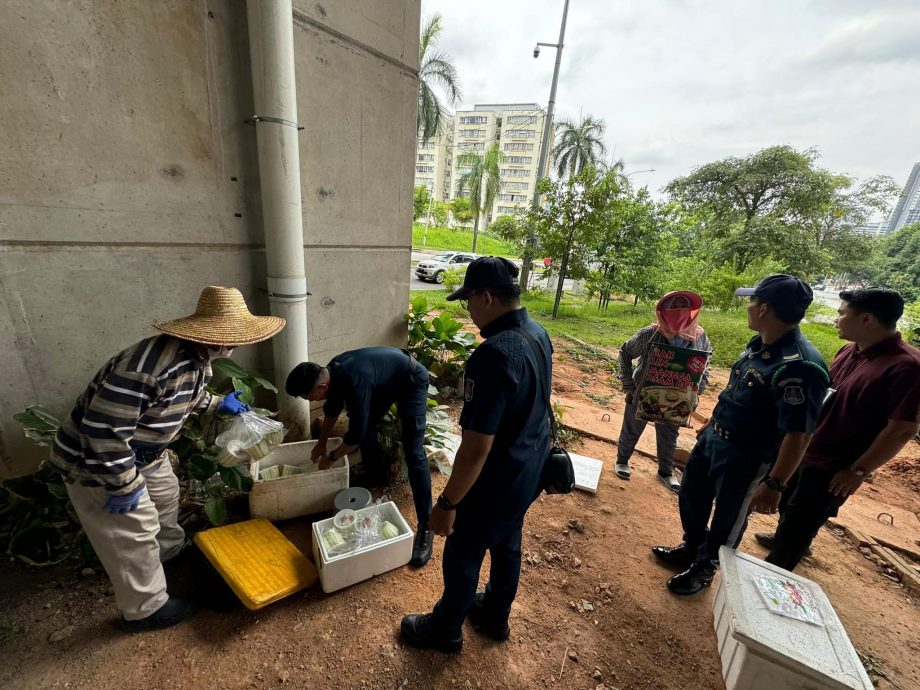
[66,455,186,621]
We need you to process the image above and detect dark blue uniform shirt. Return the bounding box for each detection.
[458,308,553,523]
[711,327,829,455]
[324,347,416,446]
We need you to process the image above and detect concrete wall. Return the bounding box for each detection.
[0,0,420,477]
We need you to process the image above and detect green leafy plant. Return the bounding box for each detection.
[169,358,278,526]
[376,385,456,480]
[441,266,467,293]
[2,406,95,567]
[406,295,477,391]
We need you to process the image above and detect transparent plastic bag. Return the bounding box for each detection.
[214,411,286,467]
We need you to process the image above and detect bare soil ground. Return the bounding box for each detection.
[1,335,918,690]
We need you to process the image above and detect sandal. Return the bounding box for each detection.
[615,463,631,480]
[659,473,680,493]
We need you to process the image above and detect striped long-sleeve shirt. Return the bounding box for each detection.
[618,325,712,394]
[49,335,217,495]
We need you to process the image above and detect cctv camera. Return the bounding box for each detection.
[533,45,540,58]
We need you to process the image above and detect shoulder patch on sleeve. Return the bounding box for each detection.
[464,378,474,402]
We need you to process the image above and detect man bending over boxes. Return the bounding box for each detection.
[286,348,434,567]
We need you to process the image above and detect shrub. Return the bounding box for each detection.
[406,295,477,392]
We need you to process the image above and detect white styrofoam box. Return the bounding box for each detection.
[714,547,873,690]
[311,501,414,593]
[248,438,349,521]
[569,452,603,493]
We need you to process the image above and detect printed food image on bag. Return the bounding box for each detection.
[635,343,709,427]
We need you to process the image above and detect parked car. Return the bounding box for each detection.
[415,252,476,283]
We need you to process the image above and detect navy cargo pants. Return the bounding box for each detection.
[358,363,431,527]
[429,513,525,637]
[678,426,771,567]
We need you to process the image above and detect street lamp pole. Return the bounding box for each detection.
[519,0,570,290]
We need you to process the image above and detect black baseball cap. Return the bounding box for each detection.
[446,256,520,301]
[735,274,813,313]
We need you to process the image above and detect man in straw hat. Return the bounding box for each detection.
[49,286,284,632]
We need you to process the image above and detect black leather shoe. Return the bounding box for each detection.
[755,532,812,556]
[467,592,511,641]
[118,597,198,633]
[410,528,433,567]
[400,614,463,653]
[667,562,716,596]
[651,543,697,569]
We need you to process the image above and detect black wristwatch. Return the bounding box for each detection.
[763,476,787,492]
[436,493,458,511]
[850,467,868,478]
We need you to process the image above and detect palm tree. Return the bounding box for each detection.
[599,156,629,187]
[551,115,608,179]
[418,14,461,143]
[456,145,502,253]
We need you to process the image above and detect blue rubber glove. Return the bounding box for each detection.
[218,390,251,415]
[103,487,145,515]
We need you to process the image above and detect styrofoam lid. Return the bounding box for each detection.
[717,547,873,690]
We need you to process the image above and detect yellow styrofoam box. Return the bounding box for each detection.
[194,518,317,610]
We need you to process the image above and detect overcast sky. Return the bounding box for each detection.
[421,0,920,209]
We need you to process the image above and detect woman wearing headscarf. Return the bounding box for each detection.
[615,291,711,492]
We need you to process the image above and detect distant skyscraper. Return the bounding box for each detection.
[886,162,920,233]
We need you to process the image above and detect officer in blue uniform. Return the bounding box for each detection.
[286,347,433,566]
[400,257,553,653]
[652,275,829,595]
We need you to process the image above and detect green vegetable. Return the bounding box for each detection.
[379,521,400,540]
[259,465,281,481]
[321,529,344,552]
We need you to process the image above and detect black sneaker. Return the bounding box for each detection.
[410,527,433,567]
[666,562,716,596]
[651,543,697,569]
[400,614,463,653]
[467,592,510,641]
[118,597,198,633]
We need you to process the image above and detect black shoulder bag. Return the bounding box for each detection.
[513,328,575,494]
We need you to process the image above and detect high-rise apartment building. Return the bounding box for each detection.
[886,162,920,234]
[415,113,453,203]
[414,102,552,224]
[854,221,889,238]
[445,103,551,222]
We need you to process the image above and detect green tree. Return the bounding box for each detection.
[551,115,608,179]
[665,146,840,276]
[449,196,473,226]
[430,200,449,227]
[526,166,621,318]
[417,14,461,143]
[869,222,920,301]
[413,185,431,220]
[457,144,502,253]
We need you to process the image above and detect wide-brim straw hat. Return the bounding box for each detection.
[153,286,286,346]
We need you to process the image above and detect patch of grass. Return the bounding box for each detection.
[412,224,518,257]
[411,290,844,368]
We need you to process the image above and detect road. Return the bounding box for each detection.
[409,270,446,291]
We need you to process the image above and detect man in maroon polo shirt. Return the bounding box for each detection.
[757,288,920,571]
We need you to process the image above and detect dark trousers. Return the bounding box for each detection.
[678,427,770,567]
[429,516,525,637]
[617,399,680,475]
[358,366,432,527]
[766,464,846,572]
